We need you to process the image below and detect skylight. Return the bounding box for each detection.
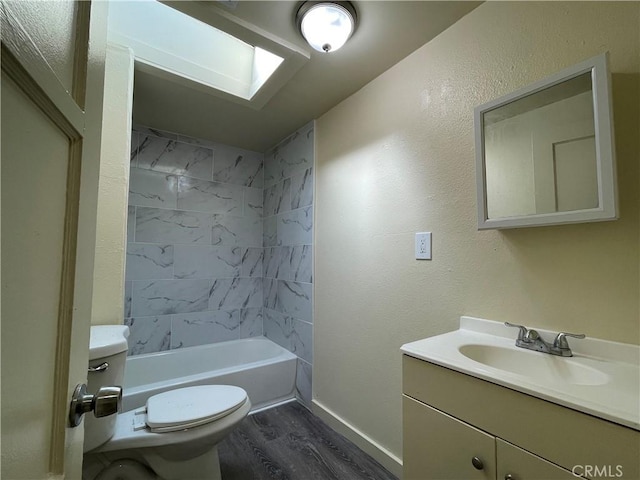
[108,0,284,101]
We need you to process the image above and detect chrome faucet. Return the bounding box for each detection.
[504,322,585,357]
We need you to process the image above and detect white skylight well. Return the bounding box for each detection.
[108,0,285,102]
[251,47,285,99]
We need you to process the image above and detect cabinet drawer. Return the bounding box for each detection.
[403,354,639,477]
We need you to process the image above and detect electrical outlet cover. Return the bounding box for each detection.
[415,232,431,260]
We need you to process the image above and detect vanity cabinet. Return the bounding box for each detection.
[404,396,575,480]
[402,355,640,480]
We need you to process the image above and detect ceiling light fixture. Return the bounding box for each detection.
[296,1,357,53]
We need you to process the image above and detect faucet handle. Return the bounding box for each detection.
[504,322,529,340]
[554,332,586,350]
[525,329,540,341]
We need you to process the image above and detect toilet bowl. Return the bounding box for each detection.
[93,459,157,480]
[83,326,251,480]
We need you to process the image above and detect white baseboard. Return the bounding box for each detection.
[312,400,402,478]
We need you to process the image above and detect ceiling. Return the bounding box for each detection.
[132,1,481,152]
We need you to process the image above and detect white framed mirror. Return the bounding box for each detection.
[474,53,617,230]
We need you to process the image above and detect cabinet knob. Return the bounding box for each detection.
[471,456,484,470]
[505,475,516,480]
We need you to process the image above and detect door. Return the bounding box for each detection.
[497,439,582,480]
[1,1,108,478]
[553,136,598,212]
[530,91,597,214]
[403,395,496,480]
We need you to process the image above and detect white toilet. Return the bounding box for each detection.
[82,325,251,480]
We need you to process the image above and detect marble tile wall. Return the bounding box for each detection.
[125,126,265,354]
[124,121,314,409]
[262,121,314,408]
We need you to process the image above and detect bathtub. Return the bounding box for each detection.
[121,337,297,412]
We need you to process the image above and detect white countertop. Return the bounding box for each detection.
[401,316,640,431]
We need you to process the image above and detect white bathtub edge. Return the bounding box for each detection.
[311,399,402,478]
[122,337,297,413]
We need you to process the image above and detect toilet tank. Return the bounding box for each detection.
[84,325,129,453]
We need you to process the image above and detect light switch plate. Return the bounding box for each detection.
[415,232,431,260]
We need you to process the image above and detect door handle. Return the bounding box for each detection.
[68,383,122,428]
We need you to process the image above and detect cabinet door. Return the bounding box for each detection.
[497,439,579,480]
[403,395,496,480]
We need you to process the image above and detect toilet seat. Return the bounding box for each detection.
[136,385,248,433]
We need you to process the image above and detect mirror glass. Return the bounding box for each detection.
[475,53,617,229]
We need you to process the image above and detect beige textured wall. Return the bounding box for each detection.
[91,44,135,325]
[314,1,640,465]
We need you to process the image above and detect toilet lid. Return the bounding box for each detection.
[145,385,247,433]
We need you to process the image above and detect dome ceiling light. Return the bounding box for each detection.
[296,1,357,53]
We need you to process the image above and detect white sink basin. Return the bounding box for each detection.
[401,316,640,431]
[458,344,610,386]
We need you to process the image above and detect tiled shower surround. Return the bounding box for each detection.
[263,122,314,407]
[124,122,314,406]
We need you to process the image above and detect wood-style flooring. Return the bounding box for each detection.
[218,402,398,480]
